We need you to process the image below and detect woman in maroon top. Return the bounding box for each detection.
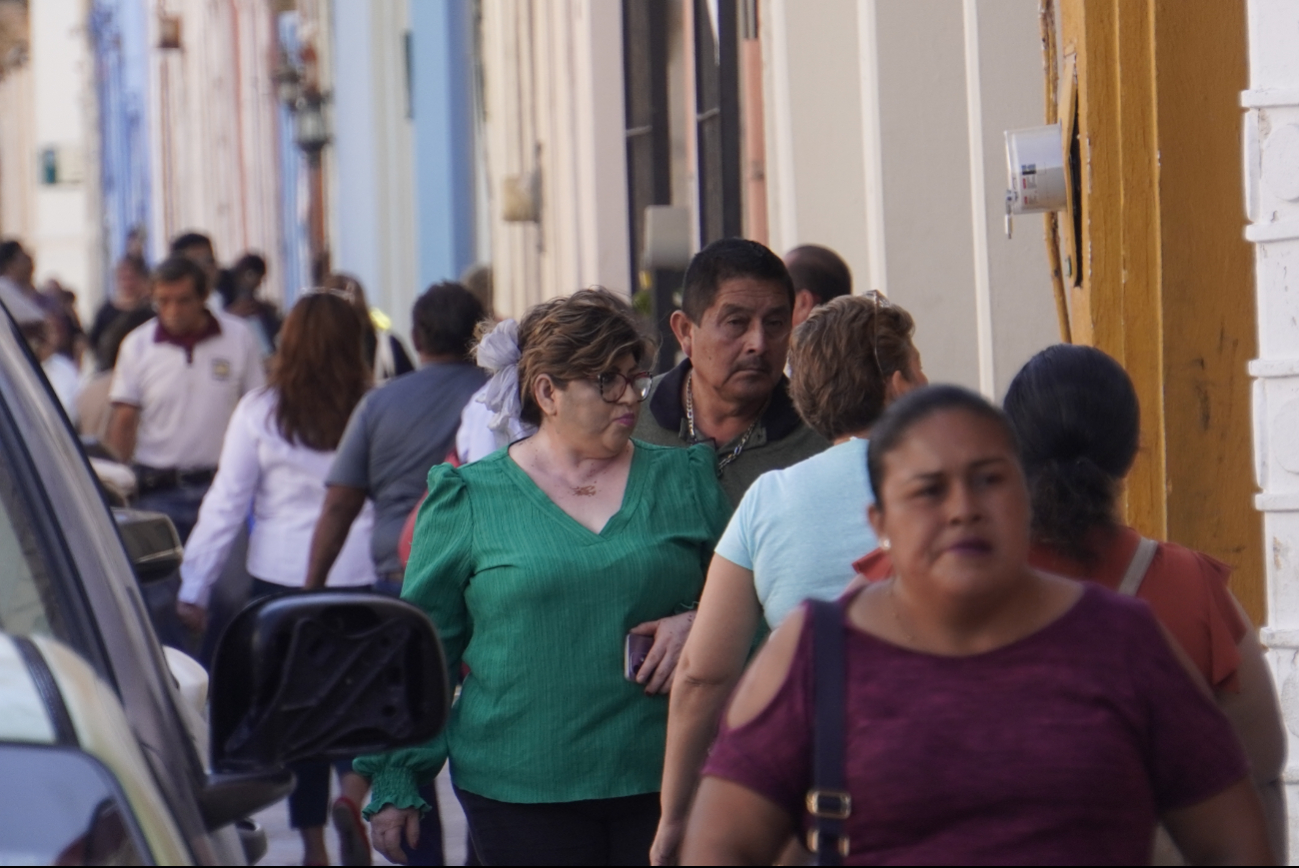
[683,386,1271,865]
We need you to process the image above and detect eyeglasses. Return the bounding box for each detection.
[596,370,653,403]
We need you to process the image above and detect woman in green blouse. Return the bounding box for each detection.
[360,289,731,866]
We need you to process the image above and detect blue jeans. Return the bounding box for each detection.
[136,481,212,650]
[136,480,211,542]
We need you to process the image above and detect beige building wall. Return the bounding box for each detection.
[2,0,101,313]
[326,0,418,338]
[763,0,1058,396]
[761,0,871,289]
[0,61,35,252]
[477,0,1057,388]
[479,0,631,318]
[970,0,1061,397]
[148,0,284,299]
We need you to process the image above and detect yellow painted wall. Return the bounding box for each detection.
[1060,0,1264,622]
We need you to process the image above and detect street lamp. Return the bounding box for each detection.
[271,53,301,108]
[272,43,331,280]
[272,50,329,154]
[292,89,330,156]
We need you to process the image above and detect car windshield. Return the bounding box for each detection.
[0,448,63,639]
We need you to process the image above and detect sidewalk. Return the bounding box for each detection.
[255,767,468,866]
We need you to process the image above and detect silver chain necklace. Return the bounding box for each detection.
[686,371,761,475]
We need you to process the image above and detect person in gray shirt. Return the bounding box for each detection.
[306,282,487,591]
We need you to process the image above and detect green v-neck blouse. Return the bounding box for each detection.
[356,441,731,812]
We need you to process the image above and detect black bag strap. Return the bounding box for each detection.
[806,599,850,865]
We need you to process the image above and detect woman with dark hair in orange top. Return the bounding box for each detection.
[1001,344,1286,860]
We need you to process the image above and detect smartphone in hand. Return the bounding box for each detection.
[625,632,654,681]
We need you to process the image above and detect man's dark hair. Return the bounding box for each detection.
[867,385,1019,509]
[412,282,485,359]
[0,239,26,272]
[786,244,852,304]
[169,231,213,255]
[234,252,267,277]
[119,254,149,279]
[681,238,795,323]
[153,254,209,298]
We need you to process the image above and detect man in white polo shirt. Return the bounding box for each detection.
[107,254,264,537]
[105,255,263,647]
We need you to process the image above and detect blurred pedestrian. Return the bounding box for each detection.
[0,239,40,307]
[222,253,282,357]
[633,238,827,505]
[80,257,156,440]
[39,278,86,364]
[360,289,731,867]
[784,244,852,327]
[0,279,78,420]
[652,293,925,864]
[323,273,414,385]
[82,315,157,443]
[453,263,512,464]
[306,281,488,864]
[38,310,80,422]
[460,263,495,320]
[1004,344,1287,861]
[89,256,151,364]
[104,255,263,646]
[177,291,376,866]
[170,231,220,298]
[683,386,1271,865]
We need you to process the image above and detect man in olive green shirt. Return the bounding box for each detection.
[634,238,828,504]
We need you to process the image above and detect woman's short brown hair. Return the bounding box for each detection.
[506,288,658,427]
[788,293,917,441]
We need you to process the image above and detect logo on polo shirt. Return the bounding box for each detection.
[211,358,232,381]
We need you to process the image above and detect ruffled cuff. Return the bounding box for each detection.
[358,765,430,819]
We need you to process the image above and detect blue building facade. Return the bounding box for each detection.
[409,0,478,290]
[87,0,477,319]
[328,0,480,337]
[88,0,153,271]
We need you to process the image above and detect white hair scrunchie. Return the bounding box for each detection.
[476,319,531,440]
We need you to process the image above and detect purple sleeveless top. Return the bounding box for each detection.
[702,584,1247,865]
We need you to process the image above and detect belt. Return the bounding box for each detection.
[134,465,216,494]
[380,570,406,584]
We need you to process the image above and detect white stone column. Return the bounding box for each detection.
[1245,1,1299,861]
[30,0,97,308]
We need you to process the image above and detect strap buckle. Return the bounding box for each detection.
[805,789,852,819]
[806,828,851,857]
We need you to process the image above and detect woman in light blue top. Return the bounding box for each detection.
[653,293,926,864]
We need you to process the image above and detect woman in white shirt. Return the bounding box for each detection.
[176,290,375,866]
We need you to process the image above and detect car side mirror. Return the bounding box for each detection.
[112,509,183,583]
[208,591,449,773]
